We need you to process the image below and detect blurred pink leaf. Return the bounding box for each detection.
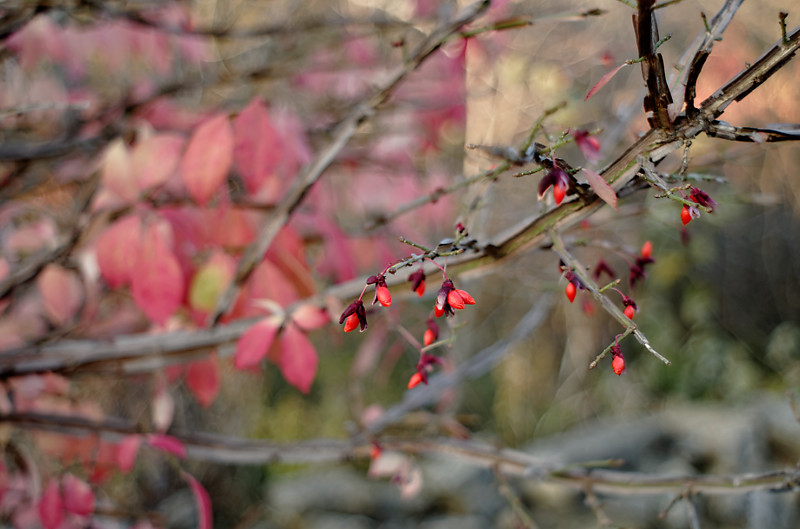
[117,435,141,473]
[290,303,329,331]
[62,473,95,516]
[234,317,280,370]
[279,323,318,394]
[37,264,84,327]
[132,134,185,192]
[234,98,282,196]
[582,168,618,210]
[152,376,174,432]
[186,354,220,408]
[585,63,629,101]
[180,113,234,206]
[101,138,137,203]
[146,434,186,458]
[182,471,213,529]
[131,221,184,324]
[96,215,142,289]
[38,479,64,529]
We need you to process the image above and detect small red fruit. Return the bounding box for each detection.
[612,354,625,375]
[680,205,692,225]
[447,290,465,310]
[408,372,424,389]
[423,329,436,346]
[376,285,392,307]
[434,305,444,318]
[344,313,360,333]
[565,282,577,303]
[624,305,635,320]
[641,240,652,259]
[454,289,475,305]
[553,181,567,205]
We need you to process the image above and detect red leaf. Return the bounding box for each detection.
[182,471,213,529]
[146,434,187,458]
[234,98,282,196]
[95,215,142,288]
[186,354,220,407]
[131,221,184,324]
[279,323,318,393]
[62,473,95,516]
[585,63,629,101]
[180,113,234,205]
[234,317,280,370]
[117,435,141,473]
[37,264,84,326]
[133,133,185,192]
[38,479,64,529]
[582,168,617,210]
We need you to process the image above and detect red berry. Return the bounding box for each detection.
[641,240,653,259]
[447,290,465,310]
[434,305,444,318]
[624,305,635,320]
[553,181,567,205]
[344,313,359,333]
[454,289,475,305]
[612,354,625,375]
[423,329,436,346]
[408,372,424,389]
[376,285,392,307]
[680,205,692,226]
[370,444,382,460]
[415,281,425,297]
[565,282,577,303]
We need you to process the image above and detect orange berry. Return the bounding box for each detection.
[454,289,475,305]
[408,372,424,389]
[680,205,692,225]
[553,181,567,205]
[447,290,465,310]
[565,282,577,303]
[641,240,653,259]
[344,313,359,333]
[624,305,635,320]
[376,285,392,307]
[612,355,625,375]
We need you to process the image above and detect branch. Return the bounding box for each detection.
[3,411,800,497]
[207,0,492,325]
[634,0,673,130]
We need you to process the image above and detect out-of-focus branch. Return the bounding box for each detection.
[634,0,673,130]
[3,411,800,497]
[207,0,492,325]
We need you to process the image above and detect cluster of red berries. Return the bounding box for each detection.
[339,259,475,390]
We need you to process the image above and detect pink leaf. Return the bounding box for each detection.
[96,215,142,288]
[180,113,234,206]
[146,434,187,458]
[37,264,84,326]
[585,63,629,101]
[133,134,185,192]
[234,98,282,196]
[101,138,138,203]
[234,317,280,370]
[182,472,213,529]
[38,479,64,529]
[152,377,174,432]
[131,221,184,324]
[290,303,329,331]
[117,435,141,473]
[582,168,618,210]
[62,473,95,516]
[279,323,318,394]
[186,354,220,408]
